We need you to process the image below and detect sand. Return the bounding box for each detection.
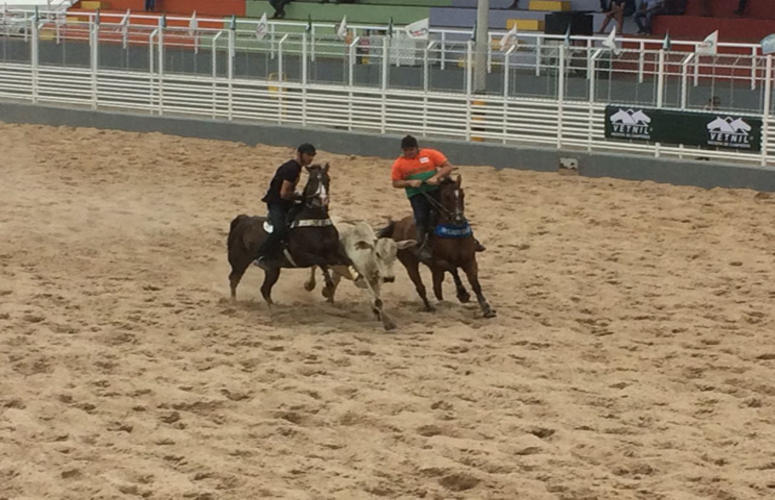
[1,122,775,499]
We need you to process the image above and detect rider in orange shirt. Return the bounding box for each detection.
[391,135,484,261]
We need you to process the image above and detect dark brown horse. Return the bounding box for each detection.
[379,176,496,318]
[227,164,349,305]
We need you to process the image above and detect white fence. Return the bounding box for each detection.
[0,9,773,167]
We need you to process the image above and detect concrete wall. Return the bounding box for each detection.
[2,101,774,192]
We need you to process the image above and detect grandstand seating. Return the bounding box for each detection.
[64,0,775,44]
[651,0,775,43]
[6,0,76,9]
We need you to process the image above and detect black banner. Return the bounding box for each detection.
[605,105,762,152]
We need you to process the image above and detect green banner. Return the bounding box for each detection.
[605,106,762,152]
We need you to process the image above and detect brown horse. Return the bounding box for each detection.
[227,164,349,305]
[379,176,496,318]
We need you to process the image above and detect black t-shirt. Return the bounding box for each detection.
[262,159,302,207]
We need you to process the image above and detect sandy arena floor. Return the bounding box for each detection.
[1,122,775,499]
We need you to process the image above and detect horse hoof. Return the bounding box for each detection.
[457,292,471,303]
[303,281,315,292]
[382,319,397,331]
[424,304,436,313]
[483,309,497,318]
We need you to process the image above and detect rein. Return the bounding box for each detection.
[419,183,455,219]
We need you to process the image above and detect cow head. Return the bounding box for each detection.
[374,237,415,283]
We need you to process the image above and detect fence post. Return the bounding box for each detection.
[487,31,492,74]
[348,36,358,131]
[763,55,772,167]
[278,34,288,124]
[503,45,514,145]
[465,40,472,140]
[211,31,222,119]
[557,43,565,149]
[148,29,156,111]
[655,48,665,158]
[589,49,603,152]
[31,17,38,104]
[381,36,388,134]
[227,27,234,120]
[158,25,164,116]
[681,53,694,110]
[440,31,446,70]
[91,19,98,110]
[302,31,308,126]
[751,46,757,90]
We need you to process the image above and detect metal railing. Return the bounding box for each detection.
[1,9,773,166]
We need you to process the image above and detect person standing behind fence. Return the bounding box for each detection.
[144,0,155,12]
[270,0,293,19]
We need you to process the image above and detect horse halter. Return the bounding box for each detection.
[421,180,465,224]
[304,169,329,208]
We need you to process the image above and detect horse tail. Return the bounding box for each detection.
[377,220,395,239]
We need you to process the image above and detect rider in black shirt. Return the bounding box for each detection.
[255,143,316,269]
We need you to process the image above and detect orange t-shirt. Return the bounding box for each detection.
[391,148,447,198]
[391,148,447,181]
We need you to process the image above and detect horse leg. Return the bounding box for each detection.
[228,257,252,301]
[461,257,496,318]
[450,269,471,303]
[399,253,434,312]
[431,267,445,301]
[304,266,317,292]
[260,267,282,306]
[321,269,341,304]
[319,266,337,304]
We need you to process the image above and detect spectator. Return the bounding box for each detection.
[663,0,686,14]
[144,0,155,12]
[704,95,720,111]
[598,0,626,34]
[270,0,292,19]
[734,0,747,16]
[634,0,664,35]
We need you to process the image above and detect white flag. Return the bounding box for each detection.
[188,10,197,36]
[761,33,775,55]
[405,17,429,39]
[499,24,517,51]
[602,27,621,56]
[336,15,347,40]
[696,30,718,56]
[255,12,268,40]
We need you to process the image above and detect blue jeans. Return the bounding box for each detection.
[257,203,290,259]
[409,190,440,241]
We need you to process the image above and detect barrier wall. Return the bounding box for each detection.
[3,101,775,192]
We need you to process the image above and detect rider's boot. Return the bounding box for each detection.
[415,226,433,262]
[474,238,486,252]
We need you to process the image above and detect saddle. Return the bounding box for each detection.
[263,217,334,234]
[261,214,336,268]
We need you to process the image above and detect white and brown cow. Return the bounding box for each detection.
[304,219,415,330]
